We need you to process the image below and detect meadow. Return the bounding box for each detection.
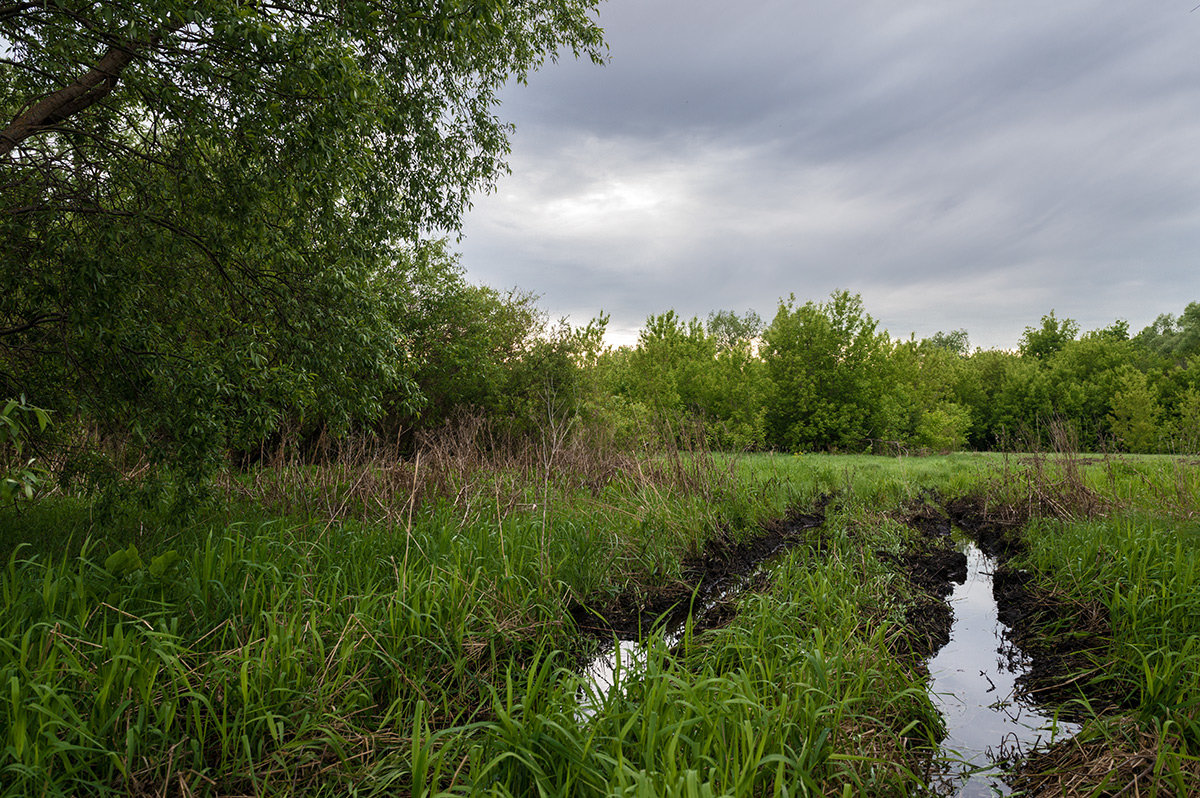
[1,439,1197,796]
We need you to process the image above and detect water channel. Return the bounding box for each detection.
[928,543,1079,796]
[578,540,1079,794]
[578,558,772,717]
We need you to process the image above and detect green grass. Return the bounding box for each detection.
[734,451,1001,508]
[0,447,797,796]
[1013,514,1200,784]
[450,501,940,796]
[2,448,1196,795]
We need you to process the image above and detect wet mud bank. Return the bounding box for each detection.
[869,502,965,663]
[568,502,827,642]
[946,496,1116,716]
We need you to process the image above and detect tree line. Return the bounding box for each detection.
[5,224,1199,482]
[593,294,1200,455]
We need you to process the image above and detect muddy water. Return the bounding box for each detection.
[929,544,1079,796]
[577,562,771,716]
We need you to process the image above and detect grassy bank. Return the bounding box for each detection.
[987,452,1200,795]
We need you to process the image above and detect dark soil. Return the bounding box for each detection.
[946,494,1118,716]
[881,503,967,660]
[569,502,827,641]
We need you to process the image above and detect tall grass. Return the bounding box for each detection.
[0,436,968,795]
[445,505,942,796]
[0,420,782,796]
[12,429,1194,795]
[986,433,1200,793]
[735,452,999,512]
[0,519,553,795]
[1020,516,1200,738]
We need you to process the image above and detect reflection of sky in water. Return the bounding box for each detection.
[584,638,646,694]
[929,544,1079,797]
[578,562,772,717]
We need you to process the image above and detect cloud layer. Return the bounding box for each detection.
[459,0,1200,348]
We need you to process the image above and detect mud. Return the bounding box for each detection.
[568,502,827,642]
[894,497,1129,796]
[574,492,1119,793]
[947,494,1117,717]
[879,503,967,660]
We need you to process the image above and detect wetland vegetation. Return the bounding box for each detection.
[2,440,1197,795]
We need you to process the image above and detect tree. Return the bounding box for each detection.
[761,291,891,451]
[1108,367,1162,453]
[704,310,767,449]
[924,329,970,356]
[386,243,606,436]
[1134,302,1200,364]
[1019,311,1079,360]
[1,1,605,471]
[1040,335,1139,445]
[967,350,1053,448]
[913,402,971,452]
[626,310,714,419]
[706,309,763,353]
[1165,387,1200,454]
[884,335,974,449]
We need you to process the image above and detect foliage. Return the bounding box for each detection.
[0,448,969,796]
[1107,367,1162,453]
[706,308,764,351]
[590,297,1200,455]
[882,337,975,450]
[914,402,972,452]
[1163,387,1200,454]
[703,312,769,450]
[1135,302,1200,363]
[1,0,605,473]
[595,309,769,450]
[924,328,971,356]
[1019,310,1080,360]
[0,397,51,503]
[1021,514,1200,747]
[761,291,891,451]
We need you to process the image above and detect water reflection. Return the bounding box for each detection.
[577,560,776,716]
[929,544,1079,796]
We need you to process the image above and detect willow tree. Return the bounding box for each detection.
[0,0,604,470]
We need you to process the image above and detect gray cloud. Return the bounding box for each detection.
[459,0,1200,348]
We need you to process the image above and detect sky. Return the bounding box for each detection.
[457,0,1200,350]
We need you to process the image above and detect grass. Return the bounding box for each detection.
[450,500,942,796]
[1006,513,1200,794]
[1,436,1197,795]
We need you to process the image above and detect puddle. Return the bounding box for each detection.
[577,558,778,716]
[578,638,647,717]
[929,543,1080,796]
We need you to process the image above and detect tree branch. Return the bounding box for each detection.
[0,1,41,22]
[1,44,141,158]
[0,313,68,339]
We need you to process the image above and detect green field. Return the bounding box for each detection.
[2,448,1197,796]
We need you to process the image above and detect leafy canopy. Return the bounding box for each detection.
[1,0,605,471]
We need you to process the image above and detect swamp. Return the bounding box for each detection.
[7,3,1200,796]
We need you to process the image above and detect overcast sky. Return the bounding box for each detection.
[457,0,1200,350]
